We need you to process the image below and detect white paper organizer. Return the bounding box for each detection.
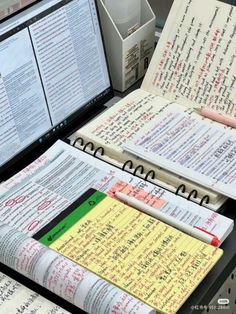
[98,0,156,92]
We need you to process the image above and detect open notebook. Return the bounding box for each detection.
[72,0,236,211]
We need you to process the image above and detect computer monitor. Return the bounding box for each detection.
[0,0,113,179]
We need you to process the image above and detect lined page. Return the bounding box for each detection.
[124,104,236,200]
[142,0,236,115]
[38,191,223,314]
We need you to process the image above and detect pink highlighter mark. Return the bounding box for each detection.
[107,180,166,209]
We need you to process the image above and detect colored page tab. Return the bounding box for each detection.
[107,180,166,209]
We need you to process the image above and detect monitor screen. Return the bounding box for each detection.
[0,0,112,177]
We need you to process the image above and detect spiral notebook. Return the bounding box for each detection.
[0,139,233,245]
[70,0,236,211]
[69,91,227,211]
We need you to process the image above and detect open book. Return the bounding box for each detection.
[0,139,233,313]
[71,0,236,211]
[0,140,233,246]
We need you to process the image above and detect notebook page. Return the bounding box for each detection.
[37,190,223,314]
[0,272,69,314]
[75,89,222,203]
[75,89,169,162]
[142,0,236,115]
[124,104,236,200]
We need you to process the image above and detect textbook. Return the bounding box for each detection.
[72,0,236,210]
[0,210,223,314]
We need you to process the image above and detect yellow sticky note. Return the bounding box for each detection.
[48,195,223,314]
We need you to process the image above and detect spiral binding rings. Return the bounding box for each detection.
[133,165,144,176]
[176,184,210,206]
[200,195,210,206]
[187,189,198,200]
[73,138,211,207]
[83,142,94,152]
[93,146,105,157]
[122,160,133,171]
[175,184,186,195]
[73,137,84,147]
[144,170,155,181]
